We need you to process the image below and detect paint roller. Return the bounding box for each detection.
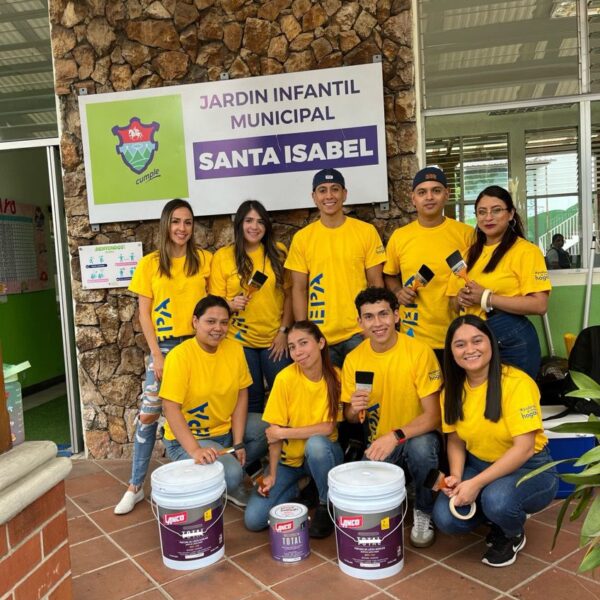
[355,371,374,424]
[411,264,435,291]
[424,468,476,520]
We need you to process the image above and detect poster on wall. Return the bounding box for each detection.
[79,63,388,224]
[0,199,51,294]
[79,242,143,289]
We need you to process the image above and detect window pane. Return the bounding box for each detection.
[419,0,580,109]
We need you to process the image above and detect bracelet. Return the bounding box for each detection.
[278,326,289,334]
[393,428,406,445]
[480,289,493,313]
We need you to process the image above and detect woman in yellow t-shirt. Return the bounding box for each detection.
[452,186,551,379]
[433,315,558,568]
[115,199,211,515]
[244,320,343,538]
[209,200,292,413]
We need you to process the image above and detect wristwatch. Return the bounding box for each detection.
[279,326,289,334]
[393,429,407,445]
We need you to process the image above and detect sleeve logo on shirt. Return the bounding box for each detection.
[376,245,385,254]
[429,369,442,381]
[535,271,549,281]
[519,405,539,420]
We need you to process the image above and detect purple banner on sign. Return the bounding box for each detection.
[192,125,378,180]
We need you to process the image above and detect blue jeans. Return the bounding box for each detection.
[243,346,292,413]
[380,432,441,514]
[487,312,541,379]
[130,336,189,488]
[162,413,268,492]
[244,436,344,531]
[329,333,364,369]
[432,448,558,538]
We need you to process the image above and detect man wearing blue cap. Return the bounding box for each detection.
[383,166,473,364]
[285,168,386,366]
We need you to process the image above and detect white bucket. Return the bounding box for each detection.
[151,459,226,570]
[328,461,406,580]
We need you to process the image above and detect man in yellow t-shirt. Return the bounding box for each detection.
[384,166,473,364]
[285,168,386,367]
[342,287,442,549]
[160,295,267,508]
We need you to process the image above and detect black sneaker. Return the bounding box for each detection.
[485,523,504,547]
[309,503,334,538]
[482,531,526,567]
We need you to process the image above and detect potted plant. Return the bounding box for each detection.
[519,371,600,572]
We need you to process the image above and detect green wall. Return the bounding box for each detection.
[0,148,64,389]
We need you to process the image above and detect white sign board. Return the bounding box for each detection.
[79,63,388,223]
[79,242,143,289]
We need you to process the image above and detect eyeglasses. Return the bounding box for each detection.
[476,207,510,217]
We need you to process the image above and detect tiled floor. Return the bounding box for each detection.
[66,458,600,600]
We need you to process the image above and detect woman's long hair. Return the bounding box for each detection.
[157,199,201,278]
[443,315,503,424]
[289,320,340,422]
[467,185,525,273]
[233,200,285,288]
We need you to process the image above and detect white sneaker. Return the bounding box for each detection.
[410,508,435,548]
[227,485,251,508]
[114,488,145,515]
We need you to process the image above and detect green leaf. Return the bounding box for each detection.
[565,389,600,400]
[516,459,575,485]
[574,445,600,466]
[561,473,600,485]
[571,462,600,477]
[552,492,577,549]
[581,496,600,538]
[578,543,600,573]
[570,371,600,392]
[572,487,594,520]
[550,422,600,435]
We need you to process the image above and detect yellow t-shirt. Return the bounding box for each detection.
[129,249,212,341]
[447,238,551,319]
[208,243,289,348]
[384,218,474,349]
[285,217,386,344]
[441,365,548,462]
[160,337,252,440]
[263,363,340,467]
[341,334,442,443]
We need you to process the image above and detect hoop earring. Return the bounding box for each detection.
[509,218,516,230]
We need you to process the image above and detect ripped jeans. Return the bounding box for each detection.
[129,336,190,488]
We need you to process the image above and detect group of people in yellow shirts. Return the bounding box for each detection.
[114,165,558,569]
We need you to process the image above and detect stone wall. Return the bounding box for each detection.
[48,0,418,458]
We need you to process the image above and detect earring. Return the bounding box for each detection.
[508,218,516,230]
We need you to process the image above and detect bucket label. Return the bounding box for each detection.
[157,498,224,563]
[334,506,403,570]
[269,517,310,562]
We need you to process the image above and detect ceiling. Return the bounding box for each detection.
[0,0,57,142]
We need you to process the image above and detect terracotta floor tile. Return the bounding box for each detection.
[66,498,83,519]
[234,542,325,586]
[163,559,262,600]
[67,515,103,545]
[272,562,378,600]
[556,546,600,582]
[93,459,135,483]
[134,547,190,585]
[371,548,436,589]
[243,592,280,599]
[90,501,154,533]
[111,520,161,556]
[309,532,338,559]
[71,559,155,600]
[511,567,600,599]
[70,536,127,576]
[65,472,121,498]
[530,501,587,536]
[224,522,269,557]
[387,564,498,600]
[122,590,165,599]
[443,539,548,593]
[519,520,580,563]
[412,530,481,561]
[224,504,245,524]
[71,483,132,514]
[67,460,104,479]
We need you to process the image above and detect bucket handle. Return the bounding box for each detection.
[328,497,408,544]
[151,493,227,539]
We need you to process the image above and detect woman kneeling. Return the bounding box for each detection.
[432,315,558,567]
[244,321,343,538]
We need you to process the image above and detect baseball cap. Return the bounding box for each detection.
[412,167,447,190]
[312,168,345,190]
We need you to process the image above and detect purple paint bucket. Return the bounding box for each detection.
[268,503,310,562]
[151,459,226,570]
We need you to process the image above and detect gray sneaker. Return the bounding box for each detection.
[227,485,251,508]
[410,508,435,548]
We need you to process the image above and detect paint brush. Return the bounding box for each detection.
[424,468,449,492]
[355,371,374,424]
[246,270,268,297]
[217,442,245,456]
[411,264,435,291]
[445,250,469,283]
